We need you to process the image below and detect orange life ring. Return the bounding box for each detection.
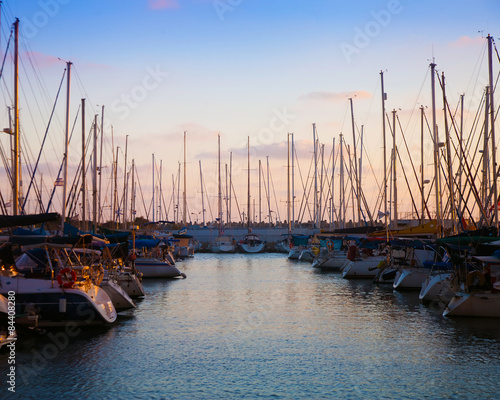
[327,240,334,251]
[57,268,77,288]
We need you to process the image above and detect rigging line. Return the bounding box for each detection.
[0,26,12,82]
[44,105,81,214]
[394,113,423,220]
[441,76,488,223]
[21,68,66,212]
[399,67,430,144]
[135,165,149,221]
[269,166,280,223]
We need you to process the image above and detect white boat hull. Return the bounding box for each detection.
[341,256,385,279]
[116,270,145,298]
[100,279,136,312]
[419,272,453,303]
[0,276,117,326]
[443,292,500,317]
[393,268,430,290]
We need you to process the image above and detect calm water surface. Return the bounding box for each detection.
[2,253,500,399]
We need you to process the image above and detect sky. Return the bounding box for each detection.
[1,0,499,225]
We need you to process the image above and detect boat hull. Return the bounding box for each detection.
[134,258,183,278]
[0,276,116,326]
[443,292,500,317]
[341,256,385,279]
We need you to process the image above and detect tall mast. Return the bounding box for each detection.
[229,151,232,225]
[442,72,457,234]
[98,106,104,225]
[247,136,250,231]
[114,147,119,227]
[123,135,128,228]
[158,160,162,221]
[199,160,205,227]
[313,123,318,228]
[218,134,222,233]
[349,97,360,226]
[267,156,271,227]
[81,98,86,230]
[458,95,464,215]
[131,159,135,223]
[339,133,345,228]
[13,18,19,215]
[380,71,388,233]
[483,87,490,208]
[258,159,262,224]
[488,34,498,228]
[152,154,155,223]
[291,133,295,229]
[287,133,291,237]
[60,60,71,233]
[392,109,398,227]
[331,137,336,229]
[420,105,425,224]
[183,131,187,224]
[430,61,442,237]
[93,114,97,233]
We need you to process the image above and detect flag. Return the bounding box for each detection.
[54,178,64,187]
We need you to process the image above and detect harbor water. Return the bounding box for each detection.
[2,253,500,399]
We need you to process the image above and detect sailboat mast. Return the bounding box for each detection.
[287,133,291,237]
[131,159,135,223]
[259,159,262,224]
[291,133,295,229]
[93,115,97,233]
[430,61,442,237]
[81,98,86,230]
[229,151,232,225]
[380,71,388,235]
[392,109,398,227]
[339,133,345,229]
[218,134,222,233]
[488,34,498,228]
[267,156,270,227]
[199,160,205,227]
[123,135,128,228]
[98,106,104,225]
[152,153,155,223]
[442,72,457,234]
[247,136,250,231]
[13,18,19,215]
[420,106,425,224]
[183,130,187,224]
[313,123,318,228]
[60,60,71,233]
[349,97,360,226]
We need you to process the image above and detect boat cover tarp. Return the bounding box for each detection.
[0,212,59,229]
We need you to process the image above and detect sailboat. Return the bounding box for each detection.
[239,137,265,253]
[210,134,236,253]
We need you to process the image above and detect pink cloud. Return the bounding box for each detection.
[450,35,484,48]
[22,51,61,68]
[148,0,180,10]
[299,90,372,102]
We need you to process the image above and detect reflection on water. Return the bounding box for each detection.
[2,253,500,399]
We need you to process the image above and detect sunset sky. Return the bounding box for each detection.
[1,0,499,224]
